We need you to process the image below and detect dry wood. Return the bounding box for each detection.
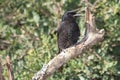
[32,7,105,80]
[6,56,14,80]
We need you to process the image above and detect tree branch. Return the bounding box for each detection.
[6,56,14,80]
[0,57,5,80]
[32,7,105,80]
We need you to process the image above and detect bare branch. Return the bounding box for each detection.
[0,57,5,80]
[6,56,14,80]
[32,7,105,80]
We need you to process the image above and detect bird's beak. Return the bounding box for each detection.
[68,9,81,17]
[73,14,81,17]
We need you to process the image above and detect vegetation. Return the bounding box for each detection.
[0,0,120,80]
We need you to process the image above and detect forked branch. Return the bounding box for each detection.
[32,7,105,80]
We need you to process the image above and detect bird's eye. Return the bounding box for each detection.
[68,13,71,16]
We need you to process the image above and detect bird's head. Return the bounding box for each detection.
[62,9,80,22]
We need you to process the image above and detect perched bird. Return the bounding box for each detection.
[57,10,80,53]
[57,10,80,72]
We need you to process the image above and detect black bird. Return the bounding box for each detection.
[57,10,80,53]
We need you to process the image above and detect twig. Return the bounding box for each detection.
[0,57,5,80]
[6,56,14,80]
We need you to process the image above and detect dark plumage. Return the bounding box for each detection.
[57,10,80,53]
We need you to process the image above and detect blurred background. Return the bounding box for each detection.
[0,0,120,80]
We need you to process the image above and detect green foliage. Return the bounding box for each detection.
[0,0,120,80]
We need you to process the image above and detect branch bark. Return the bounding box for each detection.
[32,7,105,80]
[0,57,5,80]
[6,56,14,80]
